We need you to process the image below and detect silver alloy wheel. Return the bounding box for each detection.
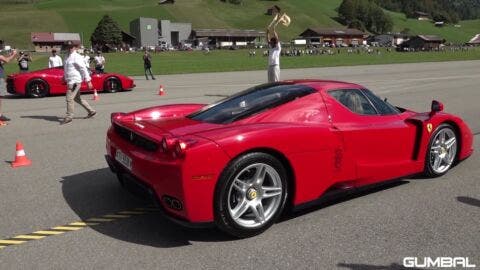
[227,163,283,228]
[430,128,457,174]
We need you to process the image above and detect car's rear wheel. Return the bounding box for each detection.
[214,152,288,238]
[104,77,122,93]
[27,79,49,98]
[424,124,458,177]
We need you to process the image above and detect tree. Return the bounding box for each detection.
[338,0,392,34]
[90,15,123,52]
[338,0,356,24]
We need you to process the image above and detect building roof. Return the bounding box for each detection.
[468,34,480,44]
[31,32,81,44]
[418,35,443,42]
[194,29,265,37]
[300,28,366,37]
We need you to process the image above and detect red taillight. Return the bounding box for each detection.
[161,137,196,159]
[111,112,125,123]
[161,137,176,153]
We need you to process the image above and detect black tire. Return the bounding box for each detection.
[26,79,49,98]
[424,123,458,177]
[104,77,122,93]
[214,152,288,238]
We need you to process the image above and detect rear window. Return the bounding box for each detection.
[188,83,316,124]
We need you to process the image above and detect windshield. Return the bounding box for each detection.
[188,83,316,124]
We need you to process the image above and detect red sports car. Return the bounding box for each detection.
[105,80,473,237]
[6,67,135,98]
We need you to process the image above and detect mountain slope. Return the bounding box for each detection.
[0,0,478,49]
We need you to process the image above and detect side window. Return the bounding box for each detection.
[361,89,400,115]
[329,89,377,115]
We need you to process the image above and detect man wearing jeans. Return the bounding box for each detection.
[0,49,18,122]
[61,42,96,125]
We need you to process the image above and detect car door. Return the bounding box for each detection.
[322,88,417,186]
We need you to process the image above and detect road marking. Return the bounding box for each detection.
[13,235,46,240]
[102,214,131,218]
[52,226,84,231]
[0,206,161,251]
[0,240,27,245]
[34,230,64,235]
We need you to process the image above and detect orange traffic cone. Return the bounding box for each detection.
[92,89,99,101]
[11,141,32,168]
[158,85,165,96]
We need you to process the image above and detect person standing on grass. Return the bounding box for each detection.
[61,42,96,125]
[94,51,105,74]
[143,50,156,80]
[17,51,32,73]
[0,49,17,122]
[48,49,63,68]
[266,27,281,83]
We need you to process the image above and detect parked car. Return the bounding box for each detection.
[6,67,135,98]
[105,80,473,238]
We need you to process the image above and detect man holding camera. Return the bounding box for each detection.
[61,42,96,125]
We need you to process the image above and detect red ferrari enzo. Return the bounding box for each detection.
[105,80,473,237]
[6,67,135,98]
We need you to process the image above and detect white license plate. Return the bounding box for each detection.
[115,149,132,171]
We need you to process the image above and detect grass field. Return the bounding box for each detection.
[1,0,478,49]
[3,48,480,76]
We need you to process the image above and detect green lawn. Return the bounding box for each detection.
[1,0,478,49]
[4,48,480,76]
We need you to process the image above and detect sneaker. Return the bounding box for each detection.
[85,111,97,119]
[0,115,11,121]
[61,117,72,125]
[152,77,156,80]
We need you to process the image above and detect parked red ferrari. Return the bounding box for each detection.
[6,67,135,98]
[105,80,473,237]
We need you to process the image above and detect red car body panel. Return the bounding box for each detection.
[105,80,474,224]
[6,67,135,96]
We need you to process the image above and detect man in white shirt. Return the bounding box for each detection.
[267,27,281,83]
[94,51,105,74]
[61,42,96,125]
[48,49,63,68]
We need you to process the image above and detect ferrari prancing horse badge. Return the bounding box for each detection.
[427,123,433,133]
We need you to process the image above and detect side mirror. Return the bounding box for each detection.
[431,100,444,114]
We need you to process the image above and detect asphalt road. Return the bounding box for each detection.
[0,61,479,269]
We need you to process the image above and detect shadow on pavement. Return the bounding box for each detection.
[62,168,410,248]
[457,196,480,208]
[282,180,408,221]
[61,168,231,248]
[21,115,85,123]
[337,262,420,270]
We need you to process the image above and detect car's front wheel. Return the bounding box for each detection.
[27,79,49,98]
[424,124,458,177]
[214,152,288,238]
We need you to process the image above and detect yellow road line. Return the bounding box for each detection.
[0,240,27,245]
[103,214,130,218]
[0,206,154,251]
[86,218,114,222]
[33,230,64,235]
[69,222,99,226]
[52,226,83,231]
[118,211,146,215]
[13,235,46,240]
